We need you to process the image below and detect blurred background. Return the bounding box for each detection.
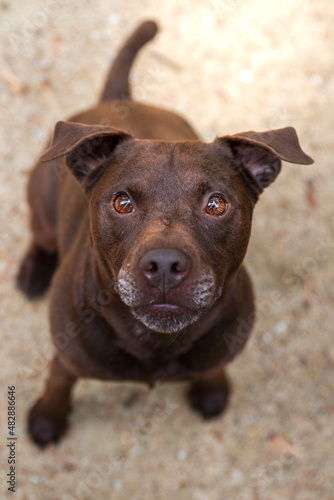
[0,1,333,499]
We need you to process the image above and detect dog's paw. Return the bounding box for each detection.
[17,245,57,299]
[28,398,69,447]
[187,384,229,419]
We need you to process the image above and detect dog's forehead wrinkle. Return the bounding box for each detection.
[171,144,241,193]
[112,141,230,205]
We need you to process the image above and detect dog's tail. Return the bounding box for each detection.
[100,20,158,102]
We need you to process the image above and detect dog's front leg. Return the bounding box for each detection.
[187,366,230,419]
[28,355,77,446]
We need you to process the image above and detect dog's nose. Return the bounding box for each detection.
[139,248,190,289]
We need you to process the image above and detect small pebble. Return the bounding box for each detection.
[30,475,41,484]
[232,468,242,483]
[178,449,187,460]
[311,74,323,88]
[239,69,254,84]
[274,321,288,334]
[113,479,123,490]
[108,14,120,25]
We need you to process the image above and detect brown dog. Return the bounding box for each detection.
[17,21,313,446]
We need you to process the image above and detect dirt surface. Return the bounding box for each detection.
[1,1,333,499]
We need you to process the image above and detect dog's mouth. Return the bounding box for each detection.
[132,302,201,334]
[147,303,185,313]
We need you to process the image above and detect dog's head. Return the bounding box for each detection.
[41,121,313,333]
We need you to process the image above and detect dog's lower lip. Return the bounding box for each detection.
[148,304,184,312]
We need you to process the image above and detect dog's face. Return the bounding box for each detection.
[90,139,254,333]
[41,122,313,333]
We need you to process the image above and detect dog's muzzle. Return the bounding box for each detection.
[116,243,219,334]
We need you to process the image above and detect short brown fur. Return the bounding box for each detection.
[17,21,313,446]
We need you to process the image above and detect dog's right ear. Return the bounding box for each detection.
[40,121,133,189]
[216,126,313,198]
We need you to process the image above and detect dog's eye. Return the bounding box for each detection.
[205,195,228,216]
[114,194,134,214]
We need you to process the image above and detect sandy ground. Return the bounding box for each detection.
[1,0,333,499]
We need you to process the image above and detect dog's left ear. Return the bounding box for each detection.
[216,127,314,195]
[40,121,133,189]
